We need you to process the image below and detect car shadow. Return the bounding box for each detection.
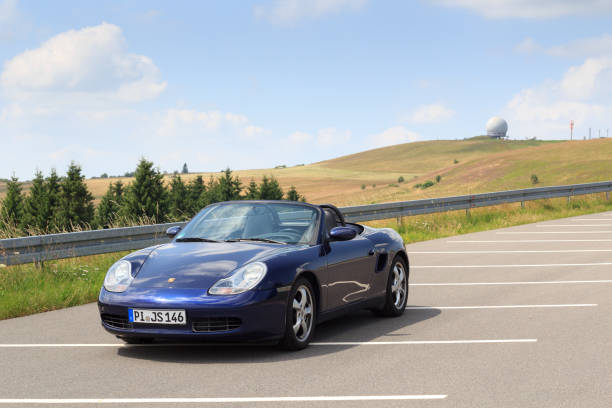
[116,306,441,363]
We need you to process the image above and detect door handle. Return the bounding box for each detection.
[368,249,375,256]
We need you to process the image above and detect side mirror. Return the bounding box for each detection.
[166,226,182,239]
[329,226,357,241]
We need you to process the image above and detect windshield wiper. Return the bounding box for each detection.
[225,238,288,245]
[175,237,220,243]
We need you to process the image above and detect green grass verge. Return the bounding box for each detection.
[0,251,129,320]
[2,194,612,321]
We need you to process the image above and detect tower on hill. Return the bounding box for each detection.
[486,117,508,138]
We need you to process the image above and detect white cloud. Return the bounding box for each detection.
[428,0,612,19]
[1,22,166,102]
[370,126,421,148]
[405,103,455,124]
[516,35,612,58]
[561,58,612,100]
[504,58,612,139]
[254,0,367,24]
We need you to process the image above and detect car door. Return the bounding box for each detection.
[322,210,376,310]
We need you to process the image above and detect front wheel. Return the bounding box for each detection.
[279,277,316,350]
[376,255,408,317]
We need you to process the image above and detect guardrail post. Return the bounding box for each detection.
[607,191,610,201]
[521,201,525,208]
[396,216,403,226]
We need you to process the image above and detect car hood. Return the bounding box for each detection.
[130,241,294,289]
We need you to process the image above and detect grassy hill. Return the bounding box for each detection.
[3,137,612,206]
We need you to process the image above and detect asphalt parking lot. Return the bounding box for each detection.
[1,211,611,407]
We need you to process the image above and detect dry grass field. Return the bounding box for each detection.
[3,137,612,207]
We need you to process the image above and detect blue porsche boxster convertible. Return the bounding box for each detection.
[98,201,409,349]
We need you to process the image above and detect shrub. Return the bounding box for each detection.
[454,159,459,164]
[436,175,442,183]
[389,183,399,187]
[422,180,435,189]
[372,184,376,188]
[398,176,405,183]
[414,183,422,189]
[361,184,366,190]
[531,174,539,184]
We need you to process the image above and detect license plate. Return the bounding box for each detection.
[129,309,186,325]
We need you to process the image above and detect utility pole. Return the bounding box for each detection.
[570,120,574,140]
[599,129,601,138]
[589,127,592,139]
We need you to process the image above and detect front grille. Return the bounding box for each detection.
[192,317,241,333]
[101,314,133,329]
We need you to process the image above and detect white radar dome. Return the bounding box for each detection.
[486,116,508,138]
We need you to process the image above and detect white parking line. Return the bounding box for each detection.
[412,280,612,286]
[497,231,612,234]
[410,249,612,254]
[311,339,537,345]
[573,219,612,221]
[537,224,612,227]
[407,304,596,310]
[448,239,612,243]
[0,395,448,404]
[412,263,612,268]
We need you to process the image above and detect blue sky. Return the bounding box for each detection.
[2,0,612,179]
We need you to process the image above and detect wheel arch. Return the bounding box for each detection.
[296,271,321,317]
[394,249,410,275]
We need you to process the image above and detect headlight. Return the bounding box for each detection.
[103,260,133,292]
[209,262,267,295]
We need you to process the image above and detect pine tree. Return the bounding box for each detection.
[21,170,51,232]
[0,175,24,228]
[203,175,222,205]
[285,185,303,202]
[169,175,189,220]
[245,179,259,200]
[95,181,124,228]
[187,176,206,216]
[45,169,61,231]
[122,158,169,223]
[181,163,189,174]
[258,175,283,200]
[56,162,94,230]
[217,168,242,201]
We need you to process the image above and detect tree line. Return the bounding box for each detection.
[0,158,305,236]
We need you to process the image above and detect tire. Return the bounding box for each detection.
[376,255,409,317]
[279,277,317,350]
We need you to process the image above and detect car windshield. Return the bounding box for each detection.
[175,202,319,245]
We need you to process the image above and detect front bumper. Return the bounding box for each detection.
[98,286,288,342]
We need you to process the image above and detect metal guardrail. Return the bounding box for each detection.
[1,181,611,266]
